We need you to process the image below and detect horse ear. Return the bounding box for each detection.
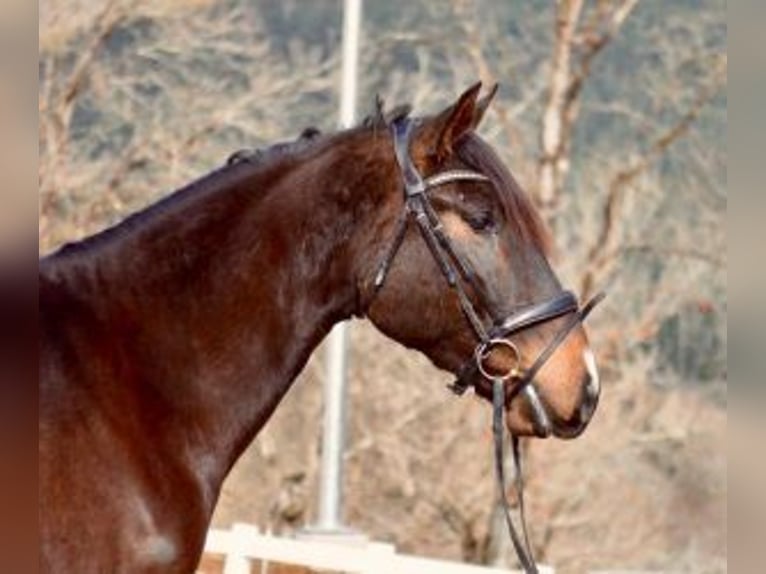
[425,82,483,160]
[473,83,498,128]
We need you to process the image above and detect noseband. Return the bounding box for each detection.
[370,117,605,573]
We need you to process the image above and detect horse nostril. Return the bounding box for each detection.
[582,372,599,406]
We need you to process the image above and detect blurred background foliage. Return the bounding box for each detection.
[39,1,726,572]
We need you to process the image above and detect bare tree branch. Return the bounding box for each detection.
[538,0,641,218]
[580,54,727,296]
[538,0,585,211]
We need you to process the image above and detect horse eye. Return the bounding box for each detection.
[465,210,497,233]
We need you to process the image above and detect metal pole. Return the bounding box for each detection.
[315,0,362,533]
[339,0,362,129]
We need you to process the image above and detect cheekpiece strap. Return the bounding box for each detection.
[391,119,426,197]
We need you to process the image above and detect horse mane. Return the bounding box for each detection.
[44,128,329,262]
[226,126,323,166]
[362,94,412,131]
[225,94,411,169]
[45,95,547,263]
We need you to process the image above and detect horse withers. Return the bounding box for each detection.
[39,83,600,573]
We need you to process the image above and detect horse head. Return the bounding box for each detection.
[361,83,601,439]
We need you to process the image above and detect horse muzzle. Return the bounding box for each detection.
[505,347,601,439]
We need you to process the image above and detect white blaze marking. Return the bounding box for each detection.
[583,348,600,397]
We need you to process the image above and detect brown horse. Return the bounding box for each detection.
[39,84,600,573]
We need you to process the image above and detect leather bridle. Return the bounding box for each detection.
[369,117,605,573]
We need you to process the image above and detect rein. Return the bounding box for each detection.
[370,117,605,572]
[491,291,604,573]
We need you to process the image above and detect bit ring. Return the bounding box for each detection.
[475,338,522,382]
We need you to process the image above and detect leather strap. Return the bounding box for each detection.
[509,291,606,400]
[375,118,493,342]
[491,291,579,339]
[450,291,581,396]
[494,380,538,573]
[490,291,605,570]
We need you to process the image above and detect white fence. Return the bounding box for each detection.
[199,523,555,574]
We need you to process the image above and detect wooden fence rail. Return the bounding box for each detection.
[198,523,555,574]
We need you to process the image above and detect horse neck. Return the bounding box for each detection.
[45,133,392,499]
